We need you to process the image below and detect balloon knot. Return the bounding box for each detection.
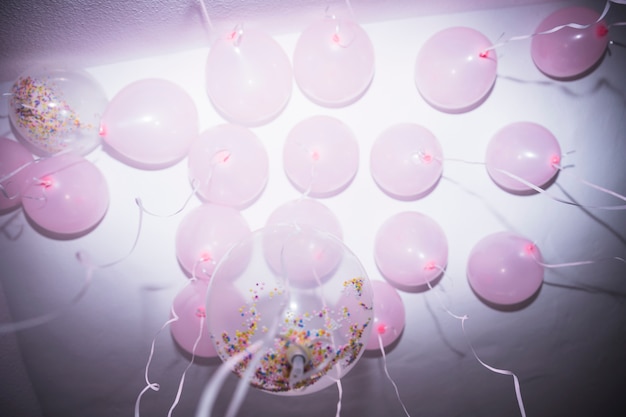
[479,50,489,58]
[377,323,387,335]
[596,23,609,37]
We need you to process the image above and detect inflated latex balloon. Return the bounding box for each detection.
[205,27,292,126]
[374,211,448,289]
[486,122,561,193]
[9,67,108,155]
[0,138,34,212]
[370,123,443,199]
[293,17,375,107]
[467,231,544,306]
[415,27,497,113]
[171,281,217,358]
[21,153,109,236]
[100,79,198,169]
[531,6,609,79]
[266,198,343,240]
[206,224,373,395]
[365,281,405,351]
[188,124,269,208]
[175,204,251,280]
[283,115,358,197]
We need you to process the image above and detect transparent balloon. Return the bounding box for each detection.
[0,137,33,212]
[415,27,497,113]
[205,27,292,126]
[283,115,358,198]
[374,211,448,289]
[188,124,269,209]
[365,280,405,351]
[486,122,561,193]
[21,153,109,236]
[293,17,375,107]
[206,224,373,395]
[531,6,609,79]
[100,78,198,169]
[467,231,544,306]
[370,123,443,199]
[9,66,108,155]
[175,204,251,280]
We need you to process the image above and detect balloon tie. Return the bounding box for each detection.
[197,0,214,36]
[335,378,343,417]
[378,333,411,417]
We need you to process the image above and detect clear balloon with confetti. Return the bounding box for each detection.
[206,223,374,395]
[8,66,108,155]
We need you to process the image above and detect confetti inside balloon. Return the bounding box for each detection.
[206,224,373,395]
[9,67,108,155]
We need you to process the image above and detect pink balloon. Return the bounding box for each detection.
[415,27,497,113]
[283,115,358,197]
[365,281,405,351]
[531,7,609,79]
[293,17,375,107]
[175,204,250,280]
[171,281,217,358]
[370,123,443,199]
[188,124,269,209]
[467,231,544,306]
[205,28,292,126]
[374,211,448,289]
[263,224,344,289]
[0,138,34,212]
[9,67,108,155]
[21,153,109,236]
[266,198,343,240]
[100,79,198,169]
[486,122,561,193]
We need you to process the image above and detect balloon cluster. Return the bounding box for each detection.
[1,3,624,414]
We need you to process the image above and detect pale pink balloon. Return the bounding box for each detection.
[263,224,343,289]
[374,211,448,289]
[100,79,198,169]
[370,123,443,199]
[188,124,269,209]
[531,6,608,79]
[175,204,251,280]
[171,281,217,358]
[415,27,497,113]
[21,153,109,236]
[486,122,561,193]
[283,115,358,197]
[9,67,107,155]
[365,280,405,351]
[293,17,375,107]
[265,198,343,239]
[467,231,544,306]
[207,225,373,395]
[205,28,292,126]
[0,138,34,212]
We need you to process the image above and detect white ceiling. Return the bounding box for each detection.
[0,0,557,81]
